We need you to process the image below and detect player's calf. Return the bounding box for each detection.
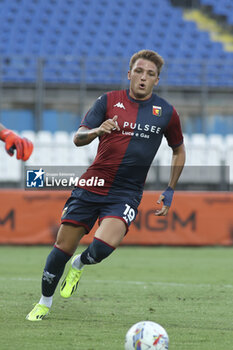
[60,238,115,299]
[42,245,72,297]
[80,237,115,265]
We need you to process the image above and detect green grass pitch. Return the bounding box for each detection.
[1,245,233,350]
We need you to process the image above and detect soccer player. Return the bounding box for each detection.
[0,123,33,161]
[26,49,186,321]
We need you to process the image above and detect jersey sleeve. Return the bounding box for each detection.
[164,107,183,148]
[80,94,107,129]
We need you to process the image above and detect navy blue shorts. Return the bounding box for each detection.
[61,187,140,233]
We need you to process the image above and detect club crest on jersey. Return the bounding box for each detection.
[153,105,162,116]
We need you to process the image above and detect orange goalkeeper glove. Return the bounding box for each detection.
[0,129,33,161]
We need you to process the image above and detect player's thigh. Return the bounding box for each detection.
[94,218,127,248]
[55,223,86,255]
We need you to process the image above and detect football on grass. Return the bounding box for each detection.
[125,320,169,350]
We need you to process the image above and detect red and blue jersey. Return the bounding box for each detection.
[78,89,183,198]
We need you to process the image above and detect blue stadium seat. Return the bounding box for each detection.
[200,0,233,25]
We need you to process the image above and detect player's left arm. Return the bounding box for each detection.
[167,143,186,189]
[155,144,185,216]
[0,124,33,161]
[155,107,185,216]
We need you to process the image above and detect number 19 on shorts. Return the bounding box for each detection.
[123,204,136,224]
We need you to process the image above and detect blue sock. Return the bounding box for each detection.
[42,245,72,297]
[80,237,115,265]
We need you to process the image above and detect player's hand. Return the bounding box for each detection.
[155,186,174,216]
[0,129,33,161]
[97,115,120,136]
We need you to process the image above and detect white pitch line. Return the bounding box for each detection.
[87,279,233,289]
[0,276,233,289]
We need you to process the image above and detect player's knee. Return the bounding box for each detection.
[81,237,115,264]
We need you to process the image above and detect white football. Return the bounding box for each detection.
[125,320,169,350]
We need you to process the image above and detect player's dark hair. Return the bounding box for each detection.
[129,49,164,76]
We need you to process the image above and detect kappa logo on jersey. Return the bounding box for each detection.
[153,105,162,116]
[114,102,126,110]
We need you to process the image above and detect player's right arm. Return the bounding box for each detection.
[73,116,119,146]
[73,94,120,146]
